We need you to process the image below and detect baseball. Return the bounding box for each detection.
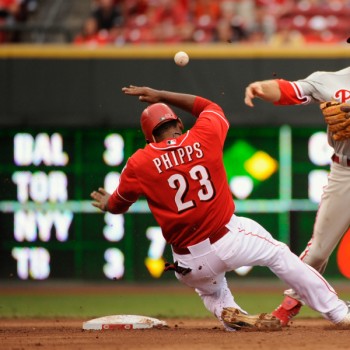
[174,51,189,67]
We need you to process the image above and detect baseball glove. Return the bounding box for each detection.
[320,101,350,141]
[221,307,281,331]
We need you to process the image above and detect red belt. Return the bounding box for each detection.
[332,154,350,166]
[172,226,230,255]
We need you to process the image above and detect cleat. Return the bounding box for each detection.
[221,307,282,331]
[272,296,302,326]
[337,302,350,327]
[337,313,350,327]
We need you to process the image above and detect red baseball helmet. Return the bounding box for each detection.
[140,103,183,143]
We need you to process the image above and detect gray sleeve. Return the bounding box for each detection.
[295,72,326,103]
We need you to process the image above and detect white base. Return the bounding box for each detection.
[82,315,168,330]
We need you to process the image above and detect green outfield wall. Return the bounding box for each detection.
[1,44,350,281]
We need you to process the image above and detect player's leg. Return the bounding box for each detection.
[269,242,347,323]
[300,162,350,271]
[274,162,350,325]
[172,247,246,330]
[174,260,280,331]
[221,215,348,324]
[194,277,247,329]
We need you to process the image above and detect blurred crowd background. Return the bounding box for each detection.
[0,0,349,45]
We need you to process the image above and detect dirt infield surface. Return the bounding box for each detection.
[2,281,350,349]
[1,317,350,350]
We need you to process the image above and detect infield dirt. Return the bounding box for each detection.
[2,280,350,349]
[1,317,350,350]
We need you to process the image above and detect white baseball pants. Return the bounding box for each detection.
[286,161,350,302]
[300,161,350,272]
[173,214,348,326]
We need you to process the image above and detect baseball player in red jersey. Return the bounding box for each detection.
[91,85,350,330]
[245,66,350,326]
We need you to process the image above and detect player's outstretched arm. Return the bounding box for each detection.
[244,80,281,107]
[122,85,196,113]
[91,187,111,212]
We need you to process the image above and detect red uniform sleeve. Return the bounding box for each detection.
[107,158,142,214]
[191,98,229,149]
[192,96,213,117]
[274,79,308,105]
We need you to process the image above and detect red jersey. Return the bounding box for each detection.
[108,96,234,247]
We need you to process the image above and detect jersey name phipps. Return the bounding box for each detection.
[152,142,204,174]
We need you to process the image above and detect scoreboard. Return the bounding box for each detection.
[0,126,348,281]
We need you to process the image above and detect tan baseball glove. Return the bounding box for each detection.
[320,101,350,141]
[221,307,281,331]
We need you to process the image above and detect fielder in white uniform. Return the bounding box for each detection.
[245,66,350,326]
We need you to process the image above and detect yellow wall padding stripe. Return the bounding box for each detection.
[0,44,350,59]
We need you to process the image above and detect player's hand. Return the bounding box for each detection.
[244,80,281,107]
[122,85,161,103]
[91,187,111,212]
[244,82,265,107]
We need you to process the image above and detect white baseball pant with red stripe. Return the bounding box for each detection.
[285,161,350,302]
[173,214,348,327]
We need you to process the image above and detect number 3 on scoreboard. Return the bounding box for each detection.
[167,165,215,212]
